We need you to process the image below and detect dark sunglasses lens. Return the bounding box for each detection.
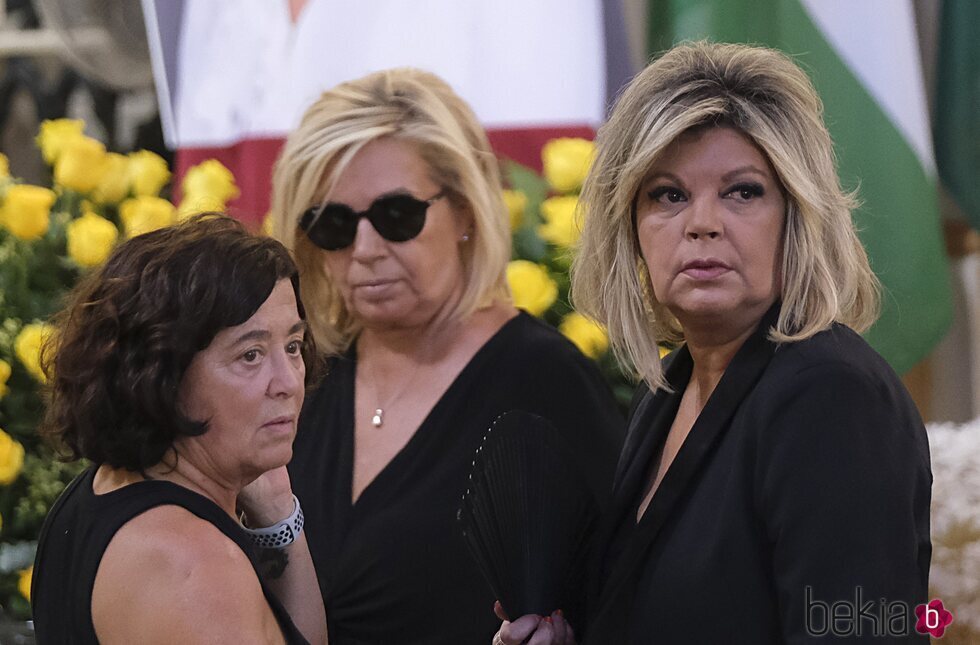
[369,195,429,242]
[303,204,358,251]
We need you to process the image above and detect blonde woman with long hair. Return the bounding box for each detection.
[497,41,931,645]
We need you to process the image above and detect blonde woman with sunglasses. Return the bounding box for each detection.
[253,68,624,645]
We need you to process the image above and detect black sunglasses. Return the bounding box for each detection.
[298,191,445,251]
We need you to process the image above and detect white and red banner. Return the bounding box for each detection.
[143,0,631,224]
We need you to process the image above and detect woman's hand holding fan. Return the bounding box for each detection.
[492,601,576,645]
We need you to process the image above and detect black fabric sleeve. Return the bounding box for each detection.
[754,362,931,643]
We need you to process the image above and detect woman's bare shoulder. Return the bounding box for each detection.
[92,505,284,644]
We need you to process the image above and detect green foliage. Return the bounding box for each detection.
[0,182,93,619]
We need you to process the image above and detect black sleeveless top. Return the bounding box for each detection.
[31,467,308,644]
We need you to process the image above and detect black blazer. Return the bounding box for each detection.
[584,306,932,644]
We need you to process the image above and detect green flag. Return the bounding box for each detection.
[934,0,980,232]
[647,0,953,374]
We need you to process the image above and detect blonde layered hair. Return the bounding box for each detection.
[571,41,880,390]
[271,68,511,354]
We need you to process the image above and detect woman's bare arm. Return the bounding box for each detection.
[92,506,288,645]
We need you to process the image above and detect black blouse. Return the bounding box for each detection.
[289,312,624,645]
[585,306,932,644]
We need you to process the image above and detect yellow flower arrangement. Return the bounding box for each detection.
[177,194,226,222]
[538,195,582,248]
[0,429,25,485]
[128,150,171,197]
[92,152,131,204]
[18,566,32,602]
[181,159,240,206]
[35,118,85,165]
[0,184,56,241]
[0,118,251,620]
[67,211,119,267]
[0,359,10,399]
[54,135,110,193]
[559,312,609,359]
[502,189,527,231]
[506,260,558,317]
[541,137,595,194]
[119,195,176,238]
[14,323,54,383]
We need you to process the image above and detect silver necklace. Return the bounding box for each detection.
[364,359,423,429]
[360,323,455,429]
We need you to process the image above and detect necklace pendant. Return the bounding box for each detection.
[372,409,383,428]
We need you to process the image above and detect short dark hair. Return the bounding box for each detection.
[41,214,318,471]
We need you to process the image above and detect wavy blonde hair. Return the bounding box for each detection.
[571,41,880,390]
[270,68,511,355]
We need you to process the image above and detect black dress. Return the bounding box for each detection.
[585,304,932,644]
[32,467,308,645]
[289,311,625,645]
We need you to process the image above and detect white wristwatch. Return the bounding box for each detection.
[241,494,305,549]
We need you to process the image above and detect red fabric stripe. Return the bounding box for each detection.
[487,125,596,169]
[175,125,595,225]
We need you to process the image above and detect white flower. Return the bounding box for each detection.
[927,416,980,632]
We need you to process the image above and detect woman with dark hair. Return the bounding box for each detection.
[31,215,326,644]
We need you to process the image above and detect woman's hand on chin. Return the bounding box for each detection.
[493,601,576,645]
[238,466,295,526]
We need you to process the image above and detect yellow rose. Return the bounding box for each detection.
[18,566,32,602]
[506,260,558,317]
[181,159,240,204]
[35,118,85,164]
[119,196,176,238]
[54,136,110,193]
[559,312,609,359]
[14,322,54,383]
[0,359,10,399]
[128,150,171,197]
[0,184,56,240]
[0,428,24,485]
[92,153,131,204]
[176,195,226,222]
[67,211,119,267]
[0,152,9,178]
[541,137,595,194]
[538,195,582,248]
[502,189,527,230]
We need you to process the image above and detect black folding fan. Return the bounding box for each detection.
[457,410,598,626]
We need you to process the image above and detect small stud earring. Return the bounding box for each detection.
[461,234,470,242]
